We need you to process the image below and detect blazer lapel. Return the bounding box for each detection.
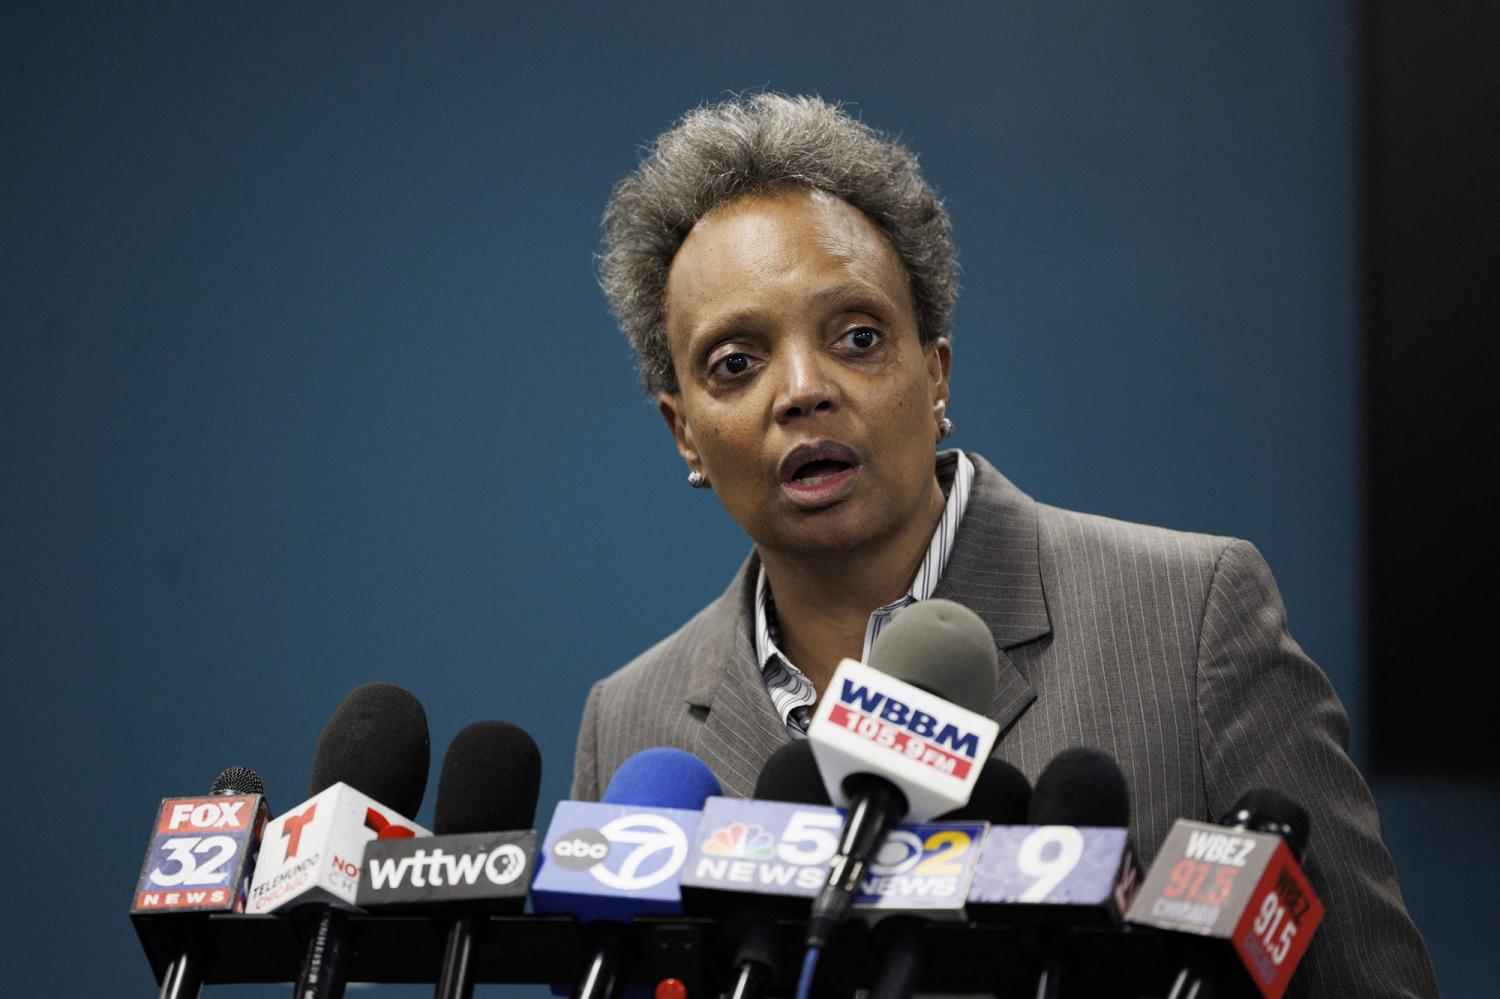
[930,453,1050,737]
[682,452,1051,789]
[683,554,792,797]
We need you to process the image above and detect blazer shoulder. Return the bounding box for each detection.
[965,451,1235,581]
[573,568,756,798]
[570,612,717,801]
[1035,500,1235,573]
[1030,501,1250,650]
[594,591,730,705]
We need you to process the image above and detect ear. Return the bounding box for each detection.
[926,337,953,422]
[657,391,702,473]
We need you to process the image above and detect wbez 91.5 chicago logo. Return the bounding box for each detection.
[549,814,689,891]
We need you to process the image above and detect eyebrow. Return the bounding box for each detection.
[694,283,890,338]
[809,281,893,313]
[690,307,775,350]
[683,281,898,359]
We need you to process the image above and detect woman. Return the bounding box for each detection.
[571,94,1435,997]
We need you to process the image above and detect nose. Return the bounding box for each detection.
[773,343,839,423]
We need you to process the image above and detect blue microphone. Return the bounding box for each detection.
[600,747,723,809]
[532,747,722,999]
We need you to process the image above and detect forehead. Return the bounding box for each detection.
[663,188,912,341]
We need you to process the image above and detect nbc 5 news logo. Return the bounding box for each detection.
[699,810,959,876]
[683,799,986,904]
[550,813,689,891]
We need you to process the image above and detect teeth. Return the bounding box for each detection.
[799,475,830,487]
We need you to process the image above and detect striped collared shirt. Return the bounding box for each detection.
[754,449,975,737]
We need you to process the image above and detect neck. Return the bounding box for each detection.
[758,480,945,696]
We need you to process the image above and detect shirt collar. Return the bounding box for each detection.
[754,448,975,731]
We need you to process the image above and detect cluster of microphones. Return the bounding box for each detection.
[131,600,1323,999]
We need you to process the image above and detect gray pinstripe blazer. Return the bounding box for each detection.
[571,453,1437,997]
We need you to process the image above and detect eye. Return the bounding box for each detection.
[838,326,882,351]
[709,351,756,379]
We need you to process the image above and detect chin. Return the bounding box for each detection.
[755,506,892,558]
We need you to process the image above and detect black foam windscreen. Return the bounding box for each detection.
[1221,788,1311,860]
[866,598,998,714]
[1028,746,1130,827]
[211,766,264,796]
[938,756,1031,823]
[434,720,542,835]
[753,741,832,805]
[308,682,430,818]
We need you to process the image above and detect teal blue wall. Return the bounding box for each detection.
[3,2,1489,994]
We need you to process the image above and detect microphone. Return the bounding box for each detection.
[803,598,1001,959]
[964,743,1141,993]
[355,720,542,999]
[753,740,833,807]
[599,748,722,809]
[212,767,265,795]
[1126,789,1324,999]
[247,682,431,999]
[680,745,996,997]
[1021,748,1135,999]
[967,747,1138,924]
[937,756,1032,823]
[703,743,833,999]
[681,770,992,912]
[1222,789,1309,859]
[869,756,1033,999]
[131,766,272,999]
[1027,747,1131,827]
[531,747,722,999]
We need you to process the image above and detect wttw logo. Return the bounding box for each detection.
[367,844,528,890]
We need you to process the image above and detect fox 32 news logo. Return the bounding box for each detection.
[133,795,264,912]
[550,813,689,890]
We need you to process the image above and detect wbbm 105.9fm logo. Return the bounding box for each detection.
[550,814,689,891]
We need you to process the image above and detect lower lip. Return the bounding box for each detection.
[781,464,861,508]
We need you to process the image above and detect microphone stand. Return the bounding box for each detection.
[294,907,354,999]
[435,914,482,999]
[158,949,203,999]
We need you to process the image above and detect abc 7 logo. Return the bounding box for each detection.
[551,815,688,890]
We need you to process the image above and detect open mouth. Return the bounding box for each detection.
[779,441,862,507]
[791,459,854,487]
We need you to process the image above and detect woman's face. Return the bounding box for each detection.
[658,188,951,559]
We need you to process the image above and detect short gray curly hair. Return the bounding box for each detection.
[599,93,958,396]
